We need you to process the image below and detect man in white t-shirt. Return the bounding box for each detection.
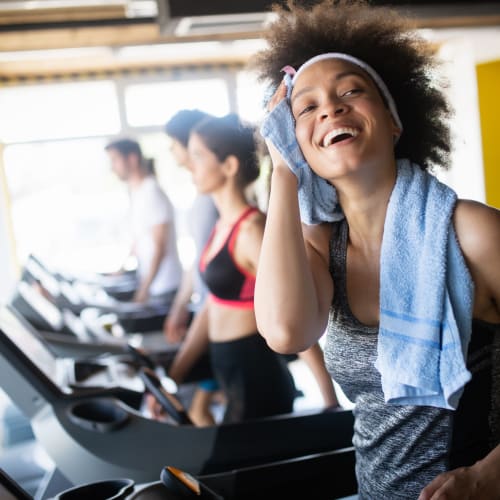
[106,139,182,303]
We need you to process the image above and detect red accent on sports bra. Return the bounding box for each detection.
[199,207,258,309]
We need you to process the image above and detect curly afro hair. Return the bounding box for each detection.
[253,0,452,171]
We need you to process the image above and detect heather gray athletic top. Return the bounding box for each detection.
[324,219,500,499]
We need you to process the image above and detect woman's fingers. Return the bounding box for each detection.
[418,464,493,500]
[418,471,453,500]
[264,81,292,171]
[267,80,287,112]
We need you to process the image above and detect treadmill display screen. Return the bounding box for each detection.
[25,256,61,298]
[18,280,63,330]
[0,306,59,388]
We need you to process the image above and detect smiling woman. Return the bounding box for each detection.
[254,1,500,499]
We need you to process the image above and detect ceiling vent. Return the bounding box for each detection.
[155,0,282,36]
[170,12,275,37]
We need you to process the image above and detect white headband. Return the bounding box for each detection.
[285,52,403,133]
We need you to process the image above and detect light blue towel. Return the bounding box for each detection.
[376,159,474,410]
[260,73,343,225]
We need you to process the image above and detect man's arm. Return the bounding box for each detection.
[134,222,167,302]
[299,343,339,408]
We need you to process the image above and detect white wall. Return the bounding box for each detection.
[436,37,486,202]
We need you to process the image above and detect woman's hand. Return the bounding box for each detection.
[418,459,500,500]
[133,285,149,304]
[144,393,167,420]
[164,303,189,343]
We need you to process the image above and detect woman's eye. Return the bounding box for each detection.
[342,88,362,97]
[298,104,316,116]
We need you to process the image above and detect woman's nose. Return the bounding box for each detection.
[320,99,346,119]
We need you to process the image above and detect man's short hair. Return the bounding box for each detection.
[164,109,210,147]
[105,138,142,160]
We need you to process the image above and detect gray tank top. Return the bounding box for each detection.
[324,219,500,499]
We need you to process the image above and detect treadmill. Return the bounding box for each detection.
[0,304,355,490]
[9,278,170,359]
[19,255,172,334]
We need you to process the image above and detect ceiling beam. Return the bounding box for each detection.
[0,3,127,25]
[0,23,268,52]
[0,53,248,81]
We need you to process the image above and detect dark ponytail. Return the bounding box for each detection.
[192,114,260,188]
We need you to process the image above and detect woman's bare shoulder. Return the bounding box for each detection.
[241,209,266,236]
[454,199,500,263]
[454,199,500,320]
[235,209,266,255]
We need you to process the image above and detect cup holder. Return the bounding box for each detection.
[68,398,130,432]
[54,478,135,499]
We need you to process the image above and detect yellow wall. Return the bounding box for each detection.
[476,60,500,209]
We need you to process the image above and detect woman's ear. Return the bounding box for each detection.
[390,115,402,144]
[222,155,240,180]
[393,128,402,144]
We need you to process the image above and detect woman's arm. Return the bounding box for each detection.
[254,149,333,354]
[164,267,194,343]
[168,300,210,384]
[299,343,339,407]
[453,200,500,322]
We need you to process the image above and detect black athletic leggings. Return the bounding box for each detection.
[210,332,296,424]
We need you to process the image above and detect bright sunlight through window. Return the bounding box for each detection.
[125,78,230,127]
[0,81,120,143]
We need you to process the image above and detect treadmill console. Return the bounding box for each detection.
[24,254,61,298]
[16,280,64,331]
[0,306,144,395]
[0,305,62,390]
[13,281,93,341]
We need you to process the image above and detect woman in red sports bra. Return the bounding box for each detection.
[168,114,337,423]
